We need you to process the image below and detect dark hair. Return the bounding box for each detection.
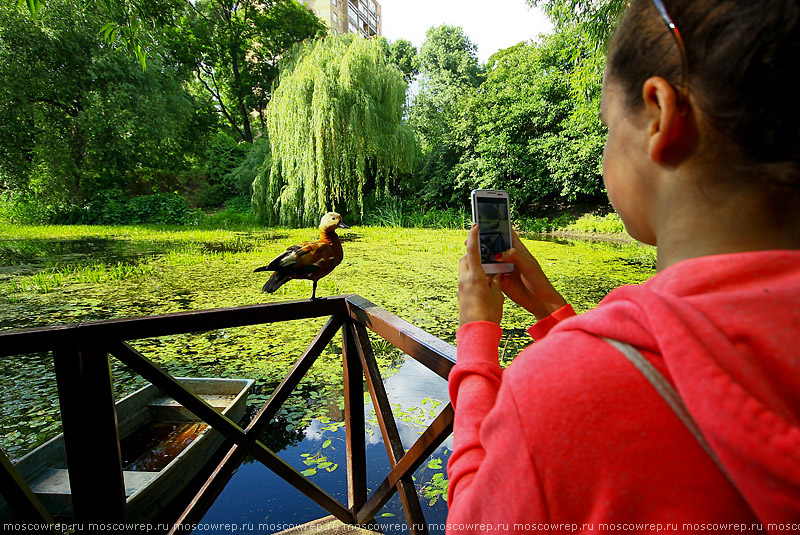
[607,0,800,188]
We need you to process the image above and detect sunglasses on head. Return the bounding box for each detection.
[650,0,689,95]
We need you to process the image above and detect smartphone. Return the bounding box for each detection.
[471,189,514,274]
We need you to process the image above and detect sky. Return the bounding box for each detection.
[378,0,554,64]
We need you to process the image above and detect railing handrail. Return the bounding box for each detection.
[0,297,349,357]
[0,295,456,535]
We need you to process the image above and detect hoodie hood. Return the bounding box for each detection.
[559,250,800,523]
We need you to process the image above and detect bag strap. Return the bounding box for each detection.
[601,337,730,478]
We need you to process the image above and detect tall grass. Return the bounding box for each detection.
[1,261,156,302]
[364,197,470,230]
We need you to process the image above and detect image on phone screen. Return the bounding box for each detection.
[476,197,511,264]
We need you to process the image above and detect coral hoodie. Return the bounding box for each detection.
[446,251,800,534]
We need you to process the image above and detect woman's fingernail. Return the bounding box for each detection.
[471,223,477,229]
[494,253,503,261]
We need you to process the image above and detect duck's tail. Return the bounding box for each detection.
[262,271,292,293]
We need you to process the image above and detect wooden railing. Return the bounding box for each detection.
[0,295,456,534]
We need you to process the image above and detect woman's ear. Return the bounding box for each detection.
[641,77,696,163]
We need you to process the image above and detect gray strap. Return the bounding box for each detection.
[602,337,728,476]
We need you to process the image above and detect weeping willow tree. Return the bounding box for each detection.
[254,34,417,226]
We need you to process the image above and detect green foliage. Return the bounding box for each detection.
[1,0,323,217]
[205,132,247,189]
[125,193,200,224]
[416,25,483,88]
[62,191,201,225]
[299,423,342,478]
[384,37,418,82]
[0,0,208,208]
[229,136,271,197]
[199,195,257,228]
[414,27,606,210]
[408,25,483,157]
[421,470,449,506]
[363,195,469,230]
[17,0,184,69]
[518,214,575,234]
[567,212,626,234]
[259,34,417,226]
[527,0,626,49]
[177,0,327,143]
[0,191,54,224]
[17,0,45,16]
[192,132,249,208]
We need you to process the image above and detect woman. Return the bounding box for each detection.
[448,0,800,531]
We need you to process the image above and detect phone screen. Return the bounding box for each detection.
[476,196,511,264]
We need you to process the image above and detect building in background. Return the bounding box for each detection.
[300,0,382,38]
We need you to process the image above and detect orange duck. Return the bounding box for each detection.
[254,212,349,300]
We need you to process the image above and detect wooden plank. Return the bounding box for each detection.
[0,324,73,359]
[110,342,353,528]
[272,515,380,535]
[53,344,127,528]
[342,322,367,513]
[168,315,344,531]
[0,297,348,357]
[351,322,428,534]
[345,295,455,380]
[356,403,454,525]
[0,448,57,530]
[91,297,347,342]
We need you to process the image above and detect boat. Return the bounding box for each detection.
[0,377,254,522]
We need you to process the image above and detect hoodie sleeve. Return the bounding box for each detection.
[526,303,576,341]
[447,321,503,504]
[446,321,550,530]
[447,307,576,506]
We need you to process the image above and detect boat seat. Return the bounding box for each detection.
[30,468,159,497]
[147,394,234,422]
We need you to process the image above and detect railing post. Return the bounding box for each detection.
[350,322,429,534]
[53,342,126,530]
[342,320,367,516]
[0,448,57,531]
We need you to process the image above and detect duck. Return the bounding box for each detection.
[254,212,349,300]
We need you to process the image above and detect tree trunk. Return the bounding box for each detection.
[231,51,253,143]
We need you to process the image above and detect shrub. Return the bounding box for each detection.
[194,182,228,209]
[205,132,247,193]
[126,193,200,225]
[567,213,626,234]
[0,191,55,224]
[517,214,575,233]
[68,191,201,225]
[199,195,256,228]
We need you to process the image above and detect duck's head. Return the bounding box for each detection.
[319,212,349,232]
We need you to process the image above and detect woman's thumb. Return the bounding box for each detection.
[494,248,517,264]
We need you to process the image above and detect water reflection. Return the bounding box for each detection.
[200,355,451,535]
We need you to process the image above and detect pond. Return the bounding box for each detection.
[198,356,452,535]
[0,223,656,532]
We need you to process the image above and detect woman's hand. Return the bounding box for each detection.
[458,225,505,326]
[496,230,568,320]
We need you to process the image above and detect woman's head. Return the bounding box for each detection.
[606,0,800,191]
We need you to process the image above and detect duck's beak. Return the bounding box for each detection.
[338,222,350,229]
